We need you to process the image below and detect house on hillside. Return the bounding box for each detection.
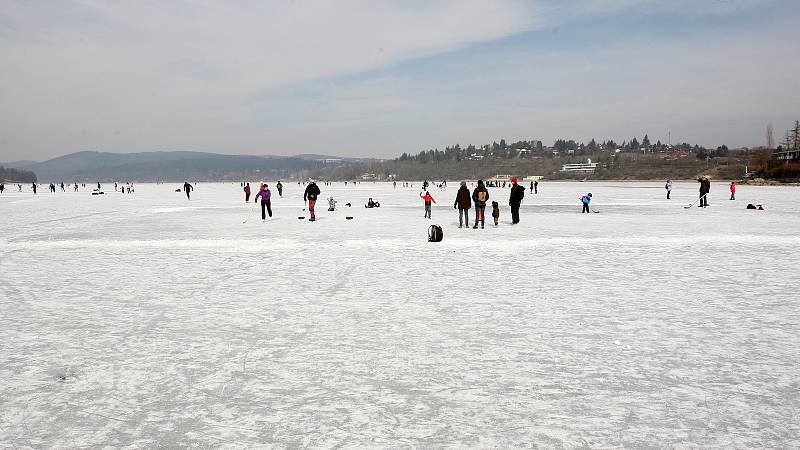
[561,159,599,174]
[774,148,800,162]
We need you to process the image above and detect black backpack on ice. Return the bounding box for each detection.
[428,224,443,242]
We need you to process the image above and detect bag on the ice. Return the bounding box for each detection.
[428,224,443,242]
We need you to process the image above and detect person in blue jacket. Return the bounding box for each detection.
[580,193,592,213]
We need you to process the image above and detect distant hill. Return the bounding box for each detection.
[0,160,38,168]
[7,151,347,182]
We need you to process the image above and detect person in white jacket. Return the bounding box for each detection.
[665,180,673,199]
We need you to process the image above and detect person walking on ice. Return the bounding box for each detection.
[304,180,320,221]
[183,181,193,200]
[665,179,672,199]
[534,180,538,194]
[420,191,436,219]
[276,181,283,197]
[472,179,489,229]
[492,201,500,227]
[729,181,736,200]
[580,193,593,213]
[254,183,272,221]
[244,182,251,203]
[453,181,471,228]
[509,177,525,224]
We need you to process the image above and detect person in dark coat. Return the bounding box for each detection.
[453,181,471,228]
[244,182,251,202]
[509,177,525,224]
[183,181,193,200]
[471,180,489,229]
[304,180,321,221]
[698,176,710,207]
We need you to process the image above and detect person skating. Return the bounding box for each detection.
[580,193,592,213]
[244,182,251,203]
[254,183,272,220]
[698,176,710,207]
[453,181,471,228]
[730,181,736,200]
[420,191,436,219]
[183,181,193,200]
[534,180,538,194]
[665,179,673,199]
[276,181,283,197]
[509,177,525,224]
[304,180,320,221]
[492,201,500,227]
[328,196,337,211]
[472,179,489,229]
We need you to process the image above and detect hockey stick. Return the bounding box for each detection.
[684,193,707,209]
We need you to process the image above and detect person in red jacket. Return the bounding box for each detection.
[244,182,251,203]
[420,191,436,219]
[730,181,736,200]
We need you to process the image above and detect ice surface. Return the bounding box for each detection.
[1,181,799,447]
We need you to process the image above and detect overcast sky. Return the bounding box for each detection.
[1,0,798,161]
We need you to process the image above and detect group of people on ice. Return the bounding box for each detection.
[439,178,525,228]
[664,177,737,207]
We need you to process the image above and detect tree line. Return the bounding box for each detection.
[0,166,37,183]
[396,135,724,163]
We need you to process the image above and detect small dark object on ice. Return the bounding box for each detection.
[428,224,443,242]
[297,216,305,219]
[346,216,354,220]
[345,203,352,207]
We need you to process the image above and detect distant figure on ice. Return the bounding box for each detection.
[534,180,539,194]
[698,176,710,207]
[32,183,37,194]
[509,178,525,224]
[255,184,272,220]
[114,182,118,191]
[453,181,471,228]
[276,181,283,197]
[183,181,193,200]
[74,183,78,192]
[530,180,534,193]
[393,181,396,189]
[365,198,379,208]
[472,180,489,229]
[420,191,436,219]
[60,182,65,192]
[729,181,736,200]
[580,193,592,213]
[244,182,251,202]
[328,197,337,211]
[97,182,101,190]
[665,179,673,199]
[746,203,764,210]
[492,201,500,227]
[0,183,4,194]
[304,180,320,221]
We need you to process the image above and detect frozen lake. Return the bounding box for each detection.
[1,181,798,447]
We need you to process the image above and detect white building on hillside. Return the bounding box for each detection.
[561,159,599,173]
